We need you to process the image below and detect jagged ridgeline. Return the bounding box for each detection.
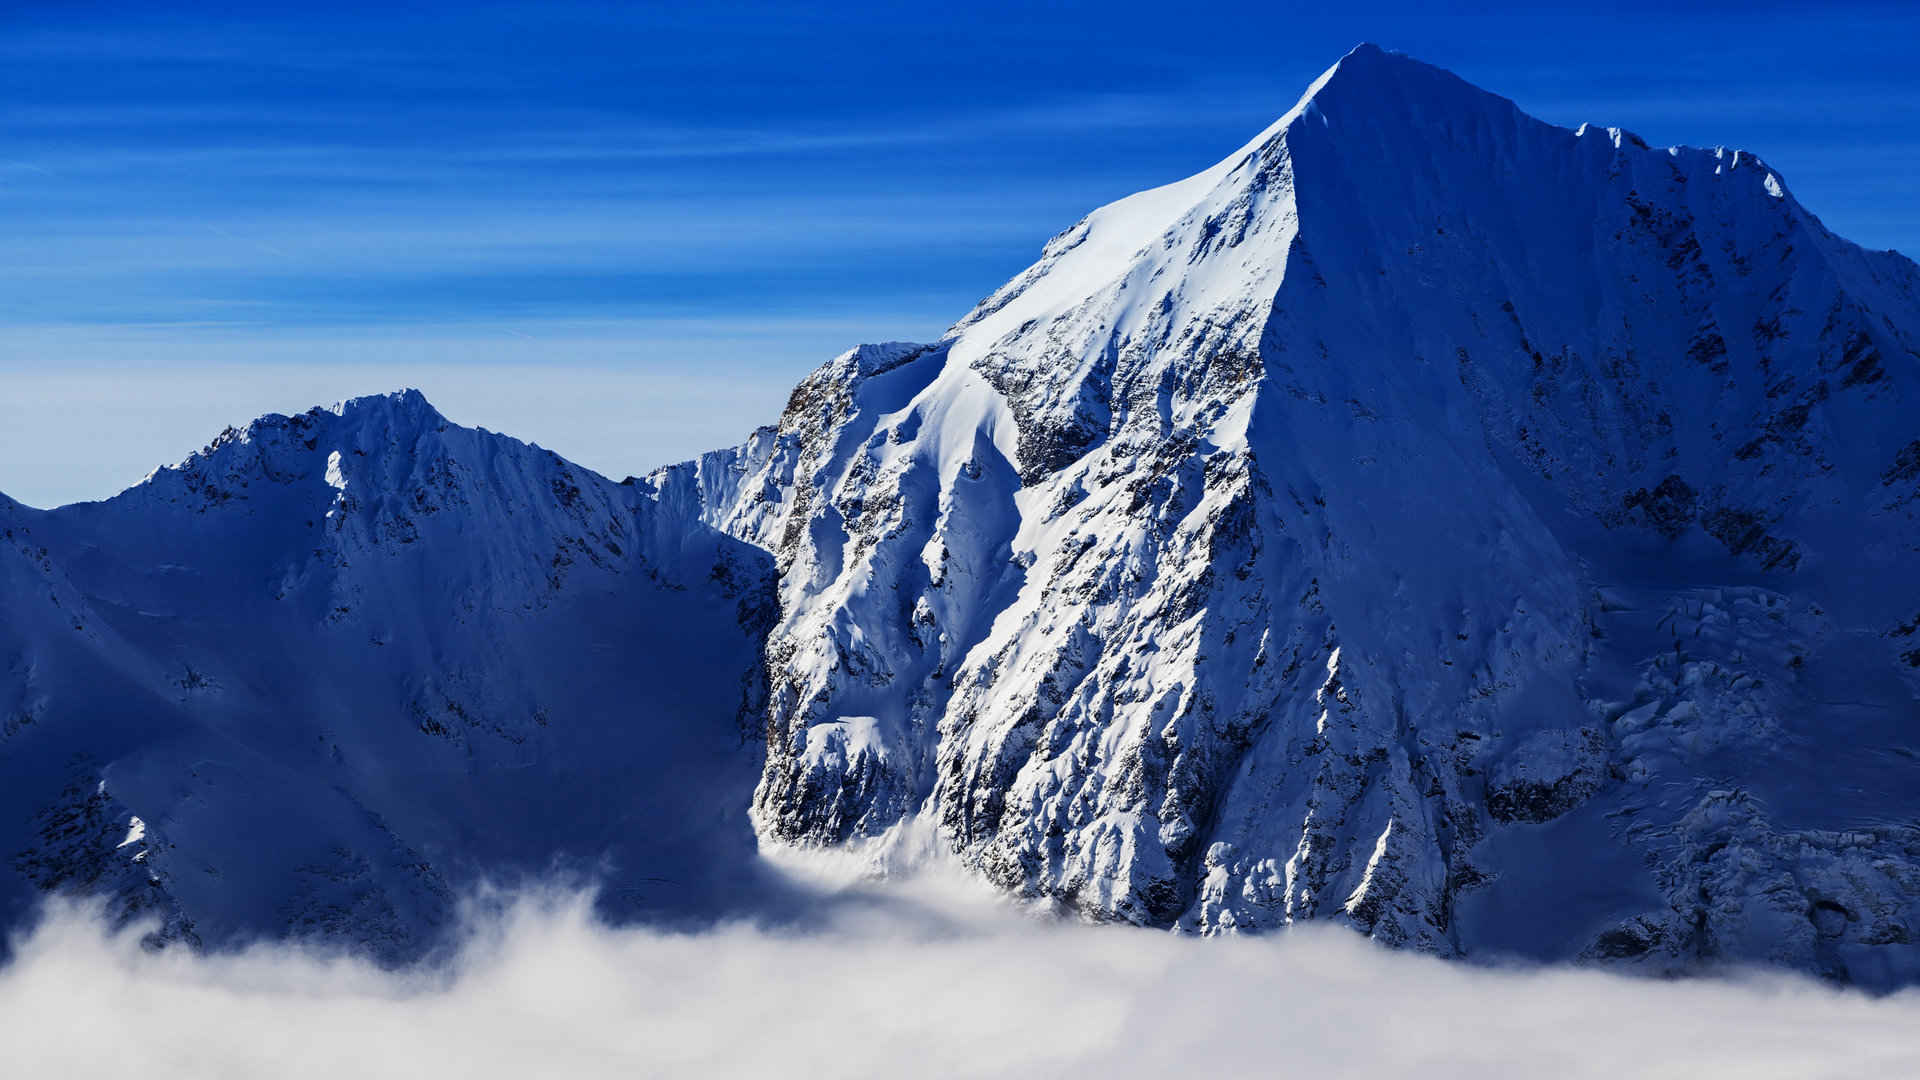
[648,45,1920,986]
[4,45,1918,987]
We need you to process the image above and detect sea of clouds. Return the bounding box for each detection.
[2,865,1916,1078]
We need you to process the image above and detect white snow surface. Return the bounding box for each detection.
[648,44,1920,987]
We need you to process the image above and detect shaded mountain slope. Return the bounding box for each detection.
[1,391,776,959]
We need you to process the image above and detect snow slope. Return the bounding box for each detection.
[652,45,1920,986]
[1,391,778,959]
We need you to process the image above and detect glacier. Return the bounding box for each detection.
[4,44,1920,988]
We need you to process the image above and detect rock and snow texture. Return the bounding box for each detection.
[0,391,777,959]
[650,45,1920,986]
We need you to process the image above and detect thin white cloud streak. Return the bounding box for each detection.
[0,87,1285,178]
[1,877,1916,1080]
[5,90,1912,280]
[1,90,1261,150]
[0,198,1052,279]
[0,25,514,89]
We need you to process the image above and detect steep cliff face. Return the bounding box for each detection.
[653,45,1920,985]
[1,391,776,959]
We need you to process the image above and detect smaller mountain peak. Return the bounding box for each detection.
[314,388,452,443]
[161,389,447,479]
[329,388,444,425]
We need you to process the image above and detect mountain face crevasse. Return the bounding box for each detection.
[647,45,1920,986]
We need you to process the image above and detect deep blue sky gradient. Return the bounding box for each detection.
[3,2,1917,504]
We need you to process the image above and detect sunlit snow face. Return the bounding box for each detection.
[2,871,1914,1079]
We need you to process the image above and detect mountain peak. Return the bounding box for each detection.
[686,43,1920,986]
[1,403,776,964]
[91,388,468,514]
[1293,42,1508,124]
[1327,41,1415,76]
[327,387,445,429]
[173,388,446,469]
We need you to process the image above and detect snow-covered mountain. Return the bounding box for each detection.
[0,390,778,959]
[6,44,1918,988]
[649,45,1920,986]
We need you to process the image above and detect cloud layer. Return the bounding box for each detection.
[3,871,1916,1079]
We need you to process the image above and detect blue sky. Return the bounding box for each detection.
[4,1,1918,506]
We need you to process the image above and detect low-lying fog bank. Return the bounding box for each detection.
[2,866,1915,1078]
